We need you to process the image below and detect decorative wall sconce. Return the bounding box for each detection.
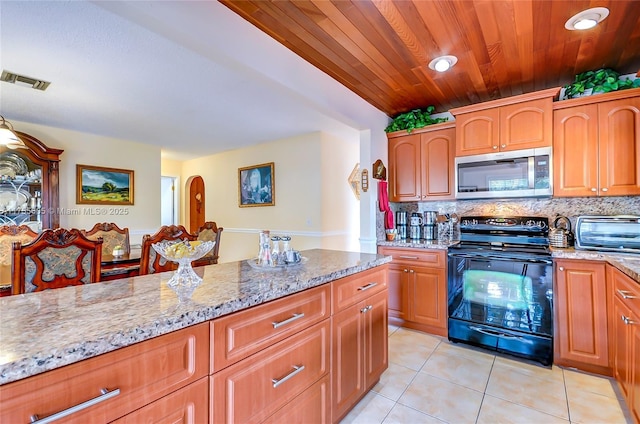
[372,159,386,181]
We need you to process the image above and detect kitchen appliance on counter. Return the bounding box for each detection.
[423,211,437,240]
[396,211,407,240]
[409,212,422,240]
[549,215,573,248]
[447,216,553,365]
[455,147,552,199]
[576,215,640,254]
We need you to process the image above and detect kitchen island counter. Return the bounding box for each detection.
[0,249,391,385]
[551,248,640,284]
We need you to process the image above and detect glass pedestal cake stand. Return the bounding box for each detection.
[152,240,216,301]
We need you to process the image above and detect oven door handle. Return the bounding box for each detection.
[448,252,552,264]
[469,326,524,340]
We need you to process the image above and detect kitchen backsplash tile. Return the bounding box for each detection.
[377,196,640,241]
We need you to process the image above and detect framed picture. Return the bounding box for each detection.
[238,162,275,207]
[76,164,134,205]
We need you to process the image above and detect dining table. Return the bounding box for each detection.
[100,248,141,281]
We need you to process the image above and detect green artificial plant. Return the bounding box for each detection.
[384,105,448,133]
[562,68,640,99]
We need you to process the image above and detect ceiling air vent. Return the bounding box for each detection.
[1,70,50,91]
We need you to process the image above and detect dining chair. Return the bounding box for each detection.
[0,225,39,288]
[139,225,197,275]
[192,221,223,266]
[11,228,103,294]
[82,222,130,255]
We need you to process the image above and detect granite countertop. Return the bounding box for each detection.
[0,249,391,385]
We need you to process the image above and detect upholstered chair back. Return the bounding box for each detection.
[0,225,38,286]
[12,228,103,294]
[139,225,197,275]
[192,221,223,266]
[82,222,130,255]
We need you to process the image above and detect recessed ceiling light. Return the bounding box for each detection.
[565,7,609,31]
[428,55,458,72]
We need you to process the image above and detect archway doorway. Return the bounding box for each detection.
[186,176,205,233]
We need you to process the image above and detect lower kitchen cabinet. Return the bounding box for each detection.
[0,323,209,423]
[609,265,640,424]
[554,259,610,374]
[332,289,388,423]
[378,247,447,336]
[262,375,331,424]
[113,377,209,423]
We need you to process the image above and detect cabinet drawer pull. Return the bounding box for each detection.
[601,187,608,192]
[30,388,120,424]
[272,313,305,329]
[272,365,305,388]
[617,289,638,299]
[622,315,637,325]
[398,255,419,260]
[360,305,373,313]
[357,282,377,291]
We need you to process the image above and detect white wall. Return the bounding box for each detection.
[175,132,360,263]
[12,120,161,245]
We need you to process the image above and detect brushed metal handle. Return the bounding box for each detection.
[591,188,597,192]
[30,388,120,424]
[398,255,419,260]
[617,289,638,299]
[559,266,564,271]
[622,315,637,325]
[272,313,305,329]
[501,144,506,148]
[272,365,305,388]
[357,282,377,291]
[601,187,608,192]
[409,269,415,273]
[360,305,373,313]
[492,145,498,149]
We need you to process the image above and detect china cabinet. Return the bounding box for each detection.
[0,132,63,230]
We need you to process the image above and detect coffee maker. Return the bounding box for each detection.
[396,211,407,239]
[423,211,437,240]
[409,212,422,240]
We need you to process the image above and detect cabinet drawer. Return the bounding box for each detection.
[0,323,209,424]
[378,247,445,266]
[612,267,640,311]
[113,376,209,423]
[211,320,330,424]
[332,267,388,313]
[211,284,330,372]
[262,374,330,424]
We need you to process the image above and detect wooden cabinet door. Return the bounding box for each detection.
[500,97,552,151]
[455,108,500,156]
[554,260,609,370]
[386,262,408,321]
[597,96,640,196]
[388,134,421,201]
[613,296,632,399]
[409,265,447,332]
[421,127,455,199]
[363,290,388,389]
[553,104,599,197]
[262,375,330,424]
[331,302,364,421]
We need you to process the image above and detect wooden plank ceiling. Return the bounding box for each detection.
[221,0,640,118]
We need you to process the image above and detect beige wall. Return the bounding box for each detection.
[170,132,360,263]
[13,120,162,245]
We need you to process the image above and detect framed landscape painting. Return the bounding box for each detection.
[76,164,134,205]
[238,162,275,207]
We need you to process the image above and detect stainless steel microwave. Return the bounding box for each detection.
[455,147,552,199]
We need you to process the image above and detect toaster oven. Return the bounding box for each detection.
[575,215,640,254]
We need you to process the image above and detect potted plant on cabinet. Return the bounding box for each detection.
[560,68,640,100]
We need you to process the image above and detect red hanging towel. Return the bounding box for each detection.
[378,181,394,229]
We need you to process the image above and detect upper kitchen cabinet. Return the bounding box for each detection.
[450,88,558,157]
[553,89,640,197]
[0,132,63,230]
[387,122,455,202]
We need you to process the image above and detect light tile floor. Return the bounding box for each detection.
[341,325,632,424]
